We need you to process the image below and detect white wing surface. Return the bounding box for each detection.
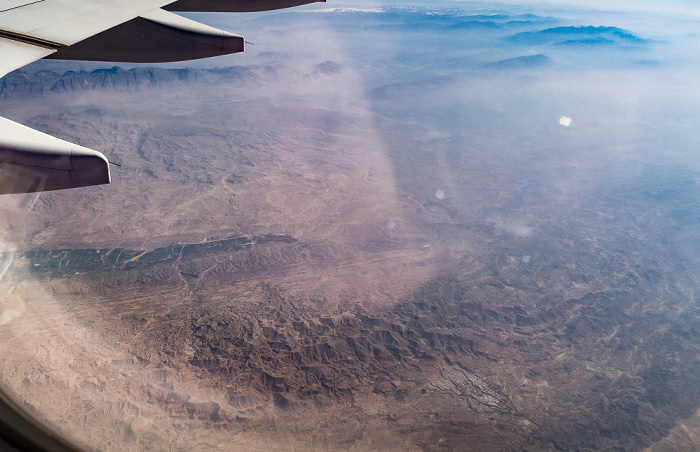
[0,0,175,45]
[0,38,54,80]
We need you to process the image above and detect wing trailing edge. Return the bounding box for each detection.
[47,8,244,63]
[165,0,325,13]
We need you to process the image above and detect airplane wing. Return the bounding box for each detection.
[0,0,323,194]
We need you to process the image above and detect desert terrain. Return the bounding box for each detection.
[0,5,699,451]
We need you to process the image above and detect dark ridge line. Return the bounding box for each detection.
[13,234,298,276]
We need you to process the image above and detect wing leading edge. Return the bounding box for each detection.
[0,0,324,194]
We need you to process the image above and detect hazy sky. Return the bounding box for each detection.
[345,0,700,19]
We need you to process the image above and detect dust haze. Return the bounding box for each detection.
[0,2,699,451]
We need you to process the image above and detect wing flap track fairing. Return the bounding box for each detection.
[0,117,110,194]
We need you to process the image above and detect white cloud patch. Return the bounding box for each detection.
[0,309,21,325]
[308,7,386,13]
[495,217,535,237]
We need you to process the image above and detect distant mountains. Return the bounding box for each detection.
[483,54,552,70]
[507,25,648,46]
[366,75,454,101]
[0,66,260,99]
[0,61,343,100]
[357,9,556,33]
